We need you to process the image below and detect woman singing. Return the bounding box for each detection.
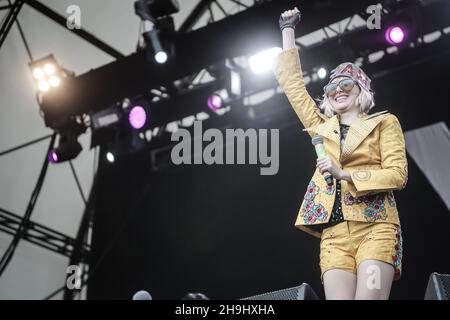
[273,7,408,300]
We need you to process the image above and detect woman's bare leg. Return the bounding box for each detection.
[323,269,357,300]
[355,260,395,300]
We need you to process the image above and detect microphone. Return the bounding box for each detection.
[132,290,152,300]
[311,135,334,187]
[181,292,210,300]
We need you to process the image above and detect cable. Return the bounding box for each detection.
[226,0,249,9]
[0,0,25,50]
[43,271,90,300]
[0,133,56,274]
[0,0,53,279]
[213,0,229,17]
[93,146,99,176]
[62,164,93,300]
[45,142,100,300]
[208,3,214,23]
[69,161,87,206]
[0,134,52,158]
[42,284,66,300]
[15,17,32,60]
[0,132,57,276]
[0,7,9,25]
[7,0,32,61]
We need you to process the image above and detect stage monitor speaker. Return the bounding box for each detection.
[424,272,450,300]
[241,283,319,300]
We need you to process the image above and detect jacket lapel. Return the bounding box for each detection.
[340,111,390,163]
[312,115,340,147]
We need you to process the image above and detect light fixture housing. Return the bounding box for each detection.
[29,55,65,93]
[48,120,86,164]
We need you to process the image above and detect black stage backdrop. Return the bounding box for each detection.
[88,52,450,300]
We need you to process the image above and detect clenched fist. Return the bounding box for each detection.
[279,7,301,31]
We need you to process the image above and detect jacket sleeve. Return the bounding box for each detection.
[272,48,327,136]
[347,114,408,197]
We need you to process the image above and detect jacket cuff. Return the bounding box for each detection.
[345,168,380,197]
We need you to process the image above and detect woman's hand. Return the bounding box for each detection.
[279,7,301,31]
[280,7,301,50]
[316,155,344,180]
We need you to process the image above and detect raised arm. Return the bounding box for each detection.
[273,7,327,135]
[282,24,297,50]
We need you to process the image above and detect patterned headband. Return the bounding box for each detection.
[328,62,372,93]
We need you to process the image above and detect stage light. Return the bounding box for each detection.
[48,120,86,164]
[106,152,115,163]
[249,47,282,74]
[135,1,177,64]
[48,150,58,163]
[382,1,422,47]
[29,55,66,94]
[90,104,123,148]
[49,76,61,87]
[135,1,177,65]
[44,63,56,75]
[317,67,327,79]
[48,141,82,164]
[144,29,169,64]
[207,88,231,111]
[129,105,147,129]
[91,105,121,129]
[385,25,406,45]
[207,94,223,110]
[205,61,241,112]
[154,51,168,64]
[134,0,179,21]
[38,80,50,92]
[33,68,44,80]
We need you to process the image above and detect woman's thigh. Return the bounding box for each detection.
[323,268,357,300]
[355,259,395,300]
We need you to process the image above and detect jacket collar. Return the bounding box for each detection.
[307,110,390,163]
[314,115,340,146]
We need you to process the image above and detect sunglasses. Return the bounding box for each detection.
[324,78,356,97]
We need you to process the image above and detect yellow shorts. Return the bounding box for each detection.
[320,221,402,281]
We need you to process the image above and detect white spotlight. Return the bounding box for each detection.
[145,29,169,64]
[249,47,282,75]
[154,51,168,64]
[29,55,65,94]
[317,67,327,79]
[33,68,44,80]
[106,152,115,163]
[38,80,50,92]
[44,63,56,75]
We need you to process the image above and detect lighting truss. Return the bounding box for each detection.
[0,207,90,257]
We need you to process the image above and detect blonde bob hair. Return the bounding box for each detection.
[319,84,375,118]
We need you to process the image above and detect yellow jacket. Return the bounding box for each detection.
[273,48,408,238]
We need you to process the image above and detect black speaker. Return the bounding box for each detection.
[241,283,319,300]
[424,272,450,300]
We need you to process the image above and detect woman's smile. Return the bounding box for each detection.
[334,94,349,104]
